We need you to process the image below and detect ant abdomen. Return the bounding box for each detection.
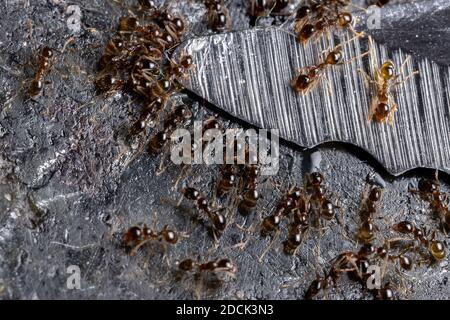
[178,258,195,271]
[216,166,236,197]
[283,227,304,255]
[238,189,259,215]
[320,200,335,220]
[261,215,281,236]
[429,240,445,260]
[148,131,168,154]
[305,277,325,300]
[211,212,227,231]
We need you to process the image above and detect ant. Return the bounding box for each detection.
[305,250,365,299]
[291,34,368,95]
[178,257,237,276]
[123,223,178,256]
[305,172,338,224]
[306,243,400,299]
[261,186,304,236]
[29,47,54,98]
[95,72,125,93]
[128,96,168,137]
[181,187,227,234]
[411,177,450,233]
[192,118,223,162]
[204,0,231,32]
[151,9,187,42]
[166,54,194,80]
[357,185,383,243]
[360,37,419,125]
[216,137,246,197]
[392,220,446,261]
[294,0,359,43]
[176,257,237,297]
[249,0,291,19]
[216,164,237,197]
[148,104,193,154]
[238,152,260,215]
[297,11,356,44]
[282,189,311,255]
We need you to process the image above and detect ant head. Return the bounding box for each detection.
[296,5,311,19]
[42,46,54,58]
[326,50,343,65]
[381,61,396,80]
[162,225,178,244]
[338,12,353,27]
[118,16,140,32]
[182,187,200,200]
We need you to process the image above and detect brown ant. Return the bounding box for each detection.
[305,250,364,299]
[216,137,246,197]
[392,220,446,261]
[128,96,168,137]
[204,0,232,32]
[291,34,368,95]
[216,165,237,197]
[294,0,360,43]
[260,186,304,236]
[249,0,291,19]
[193,118,223,161]
[306,243,400,299]
[282,189,311,255]
[357,185,383,243]
[360,37,419,125]
[181,187,227,234]
[148,104,192,154]
[123,223,178,256]
[297,11,356,44]
[410,177,450,233]
[29,46,54,98]
[166,54,194,81]
[238,153,260,216]
[178,257,237,276]
[95,72,125,93]
[176,257,237,296]
[306,172,337,223]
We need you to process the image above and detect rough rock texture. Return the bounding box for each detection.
[0,0,448,300]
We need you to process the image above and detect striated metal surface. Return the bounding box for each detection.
[179,5,450,176]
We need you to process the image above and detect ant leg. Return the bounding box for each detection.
[347,2,369,13]
[335,32,366,51]
[129,239,151,256]
[388,102,398,126]
[358,68,376,86]
[321,74,334,99]
[340,51,370,66]
[367,97,378,122]
[258,229,280,262]
[392,70,419,87]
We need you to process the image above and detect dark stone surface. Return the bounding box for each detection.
[0,0,448,300]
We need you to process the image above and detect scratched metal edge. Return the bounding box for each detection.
[175,27,450,176]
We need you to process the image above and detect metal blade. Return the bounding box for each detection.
[176,0,450,176]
